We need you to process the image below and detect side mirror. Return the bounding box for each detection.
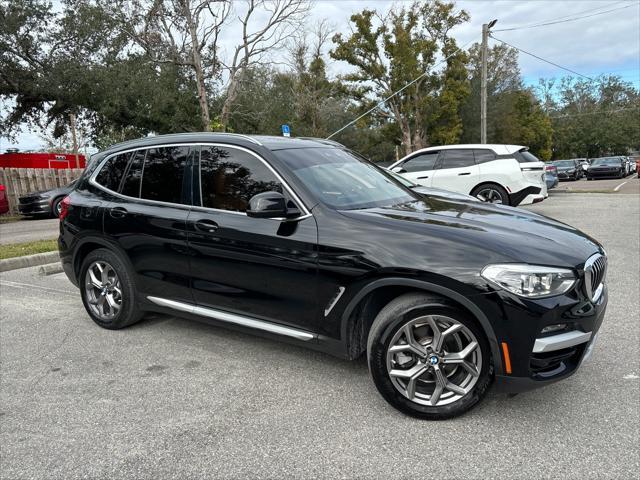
[390,166,406,174]
[247,191,297,219]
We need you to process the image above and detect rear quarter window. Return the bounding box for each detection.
[95,153,131,191]
[515,150,541,163]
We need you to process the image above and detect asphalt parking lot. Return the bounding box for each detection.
[0,218,59,245]
[1,192,639,479]
[553,174,639,194]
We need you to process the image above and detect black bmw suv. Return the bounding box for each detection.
[59,134,608,419]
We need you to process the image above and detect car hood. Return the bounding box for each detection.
[339,198,602,268]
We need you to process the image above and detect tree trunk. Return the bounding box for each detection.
[412,125,425,151]
[401,117,412,156]
[220,69,243,131]
[183,1,211,131]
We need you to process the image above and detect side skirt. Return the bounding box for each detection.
[146,296,316,342]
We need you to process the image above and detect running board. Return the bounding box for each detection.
[146,296,315,342]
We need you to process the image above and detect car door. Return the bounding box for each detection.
[391,151,439,187]
[186,144,319,332]
[430,149,479,194]
[102,145,194,303]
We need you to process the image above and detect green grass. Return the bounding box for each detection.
[0,239,58,260]
[0,215,22,224]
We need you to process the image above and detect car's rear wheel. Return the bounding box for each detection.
[470,183,509,205]
[79,248,143,330]
[367,293,492,420]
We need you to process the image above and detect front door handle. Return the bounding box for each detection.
[109,207,128,218]
[194,219,219,233]
[458,172,471,176]
[417,175,429,179]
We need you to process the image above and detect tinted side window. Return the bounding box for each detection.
[516,150,541,163]
[141,146,189,204]
[473,149,496,164]
[439,149,475,169]
[402,153,439,172]
[95,153,130,191]
[200,147,283,212]
[121,150,145,198]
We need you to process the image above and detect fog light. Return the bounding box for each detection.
[541,323,567,334]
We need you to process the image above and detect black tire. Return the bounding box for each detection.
[587,177,592,181]
[367,293,493,420]
[51,197,63,218]
[470,183,510,205]
[79,248,143,330]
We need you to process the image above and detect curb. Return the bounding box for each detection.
[39,262,65,276]
[0,251,60,273]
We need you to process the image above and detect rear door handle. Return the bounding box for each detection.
[109,207,128,218]
[417,175,429,179]
[458,172,471,176]
[194,219,219,233]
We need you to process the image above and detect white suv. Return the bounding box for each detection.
[388,144,547,206]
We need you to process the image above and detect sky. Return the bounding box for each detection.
[3,0,639,152]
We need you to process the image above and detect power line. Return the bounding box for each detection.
[326,38,476,140]
[490,35,594,81]
[549,106,639,119]
[493,2,637,32]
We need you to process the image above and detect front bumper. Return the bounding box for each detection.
[510,186,543,206]
[557,170,577,180]
[18,197,52,215]
[473,282,608,394]
[588,169,622,178]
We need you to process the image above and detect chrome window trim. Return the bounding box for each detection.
[147,296,315,341]
[89,142,312,220]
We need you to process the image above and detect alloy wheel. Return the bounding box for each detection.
[386,315,482,406]
[475,188,504,204]
[84,261,123,320]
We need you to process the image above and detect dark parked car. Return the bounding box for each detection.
[18,180,78,218]
[544,164,559,190]
[586,157,625,180]
[551,159,582,181]
[59,134,608,419]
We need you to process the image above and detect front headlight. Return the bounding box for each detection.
[481,264,576,298]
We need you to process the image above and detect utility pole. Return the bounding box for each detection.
[69,112,80,168]
[481,19,497,144]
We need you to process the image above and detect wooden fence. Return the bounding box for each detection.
[0,168,85,215]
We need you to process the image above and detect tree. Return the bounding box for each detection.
[218,0,310,131]
[104,0,231,131]
[542,75,640,158]
[331,0,470,155]
[0,0,201,142]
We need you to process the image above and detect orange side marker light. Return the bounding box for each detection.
[501,342,512,374]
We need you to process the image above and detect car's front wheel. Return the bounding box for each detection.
[52,197,64,218]
[470,183,510,205]
[79,248,143,330]
[367,293,492,420]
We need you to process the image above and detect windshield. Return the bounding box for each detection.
[552,160,575,167]
[274,147,416,209]
[591,157,622,166]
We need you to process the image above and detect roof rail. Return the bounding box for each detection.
[299,137,344,147]
[218,132,262,145]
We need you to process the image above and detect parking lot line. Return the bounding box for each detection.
[0,279,76,296]
[613,181,628,192]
